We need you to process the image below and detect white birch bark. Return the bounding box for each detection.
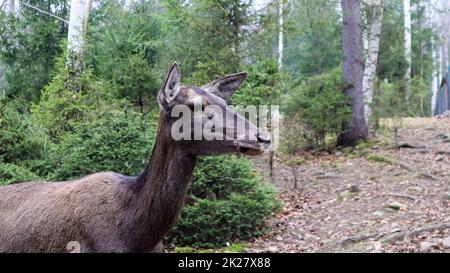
[278,0,284,70]
[439,40,443,81]
[8,0,14,14]
[442,0,450,72]
[67,0,92,72]
[362,27,369,57]
[124,0,135,11]
[6,0,20,15]
[444,38,449,72]
[403,0,412,100]
[362,0,383,125]
[432,43,439,116]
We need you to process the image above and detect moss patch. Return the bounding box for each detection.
[174,244,247,253]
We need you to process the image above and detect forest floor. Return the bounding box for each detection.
[247,117,450,253]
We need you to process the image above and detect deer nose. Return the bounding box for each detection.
[257,133,271,144]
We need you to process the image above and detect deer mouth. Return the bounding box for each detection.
[236,141,266,156]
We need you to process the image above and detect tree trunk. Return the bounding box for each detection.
[362,18,369,56]
[67,0,92,75]
[362,0,383,127]
[431,42,439,116]
[443,38,449,73]
[8,0,15,14]
[403,0,412,103]
[337,0,368,147]
[440,0,450,72]
[278,0,284,70]
[438,37,442,81]
[124,0,135,11]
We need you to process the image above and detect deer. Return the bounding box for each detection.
[0,63,272,253]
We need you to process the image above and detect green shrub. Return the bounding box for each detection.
[31,66,120,139]
[232,59,285,106]
[0,163,41,186]
[87,1,163,112]
[27,58,157,180]
[0,100,55,176]
[284,68,350,150]
[50,110,155,180]
[189,156,261,200]
[167,156,281,248]
[408,77,430,117]
[372,80,407,136]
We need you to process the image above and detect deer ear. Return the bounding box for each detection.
[158,62,181,109]
[202,72,247,102]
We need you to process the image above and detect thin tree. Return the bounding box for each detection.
[362,0,383,126]
[432,41,439,115]
[337,0,368,146]
[439,0,449,73]
[278,0,284,70]
[403,0,412,102]
[67,0,92,78]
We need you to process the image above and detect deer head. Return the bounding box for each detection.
[157,62,271,156]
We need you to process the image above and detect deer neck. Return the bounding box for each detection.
[126,114,197,251]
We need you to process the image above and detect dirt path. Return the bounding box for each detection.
[248,118,450,253]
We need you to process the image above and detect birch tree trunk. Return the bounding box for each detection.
[8,0,14,14]
[432,42,439,116]
[443,38,449,73]
[439,38,443,81]
[441,0,450,73]
[124,0,136,11]
[337,0,368,146]
[403,0,412,101]
[278,0,284,70]
[362,0,383,126]
[9,0,20,15]
[362,17,369,56]
[67,0,92,75]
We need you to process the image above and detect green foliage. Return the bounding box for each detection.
[372,80,405,139]
[375,80,407,119]
[377,0,408,82]
[29,58,156,180]
[31,56,129,139]
[167,156,281,248]
[0,1,68,102]
[0,100,55,176]
[174,243,246,253]
[189,156,262,200]
[164,0,250,76]
[284,0,342,76]
[232,59,285,106]
[0,163,41,186]
[284,68,351,150]
[51,110,154,180]
[366,154,393,164]
[88,1,163,112]
[187,58,285,108]
[187,48,241,85]
[409,77,430,117]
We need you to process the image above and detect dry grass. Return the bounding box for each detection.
[379,117,438,129]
